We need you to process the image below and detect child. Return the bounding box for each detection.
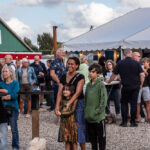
[58,84,78,150]
[84,63,107,150]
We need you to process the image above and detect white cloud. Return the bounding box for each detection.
[118,0,150,7]
[15,0,81,6]
[2,2,134,46]
[6,18,33,39]
[66,2,120,28]
[58,2,127,42]
[33,2,130,42]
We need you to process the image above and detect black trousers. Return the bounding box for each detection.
[87,120,106,150]
[121,87,140,123]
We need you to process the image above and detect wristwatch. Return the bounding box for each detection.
[64,104,68,108]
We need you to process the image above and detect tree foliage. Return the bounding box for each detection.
[24,32,62,54]
[24,37,38,51]
[37,33,53,54]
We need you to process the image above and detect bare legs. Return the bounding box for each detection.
[80,143,86,150]
[19,99,24,114]
[137,101,150,122]
[65,142,77,150]
[27,99,31,114]
[19,99,31,115]
[145,101,150,121]
[136,103,140,122]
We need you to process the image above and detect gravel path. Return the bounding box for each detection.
[8,109,150,150]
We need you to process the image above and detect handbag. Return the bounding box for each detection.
[4,105,14,117]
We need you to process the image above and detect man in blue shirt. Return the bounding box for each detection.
[50,48,66,110]
[108,49,145,127]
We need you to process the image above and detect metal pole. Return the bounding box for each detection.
[53,26,58,58]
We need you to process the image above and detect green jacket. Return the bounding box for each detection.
[84,78,107,123]
[78,63,90,88]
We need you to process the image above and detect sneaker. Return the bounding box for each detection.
[116,114,120,119]
[25,114,30,118]
[8,125,11,130]
[19,114,23,118]
[119,122,127,127]
[141,117,145,123]
[130,123,138,127]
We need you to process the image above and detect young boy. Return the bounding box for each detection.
[84,63,107,150]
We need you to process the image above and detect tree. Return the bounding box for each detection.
[24,37,38,51]
[37,33,53,54]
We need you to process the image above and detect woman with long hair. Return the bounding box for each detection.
[55,57,88,150]
[0,66,20,150]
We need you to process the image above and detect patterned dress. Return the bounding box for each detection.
[59,73,88,143]
[59,99,78,142]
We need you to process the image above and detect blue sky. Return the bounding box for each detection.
[0,0,149,45]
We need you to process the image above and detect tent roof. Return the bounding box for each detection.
[122,26,150,49]
[63,8,150,52]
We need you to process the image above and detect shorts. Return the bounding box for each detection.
[137,86,150,103]
[20,84,32,100]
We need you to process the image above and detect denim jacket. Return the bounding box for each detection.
[18,66,37,85]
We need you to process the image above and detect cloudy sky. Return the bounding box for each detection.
[0,0,150,46]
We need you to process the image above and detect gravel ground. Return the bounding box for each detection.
[8,107,150,150]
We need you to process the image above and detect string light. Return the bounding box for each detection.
[79,52,83,57]
[97,52,102,58]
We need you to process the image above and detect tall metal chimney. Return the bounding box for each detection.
[53,26,58,58]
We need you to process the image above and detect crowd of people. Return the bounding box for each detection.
[0,48,150,150]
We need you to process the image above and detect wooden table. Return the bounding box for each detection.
[19,91,53,139]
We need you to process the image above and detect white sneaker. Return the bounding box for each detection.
[116,114,120,119]
[141,117,145,123]
[25,114,30,118]
[8,125,11,130]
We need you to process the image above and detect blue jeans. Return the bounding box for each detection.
[0,123,8,150]
[50,90,55,110]
[106,88,120,115]
[52,85,58,110]
[9,110,19,149]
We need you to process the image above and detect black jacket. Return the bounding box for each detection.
[0,98,8,123]
[30,61,47,76]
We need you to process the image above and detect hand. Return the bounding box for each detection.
[2,95,11,100]
[55,107,61,116]
[0,89,8,93]
[39,72,44,77]
[62,107,68,112]
[31,82,35,86]
[62,104,69,112]
[105,79,109,83]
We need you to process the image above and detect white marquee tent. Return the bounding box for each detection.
[122,26,150,49]
[63,8,150,52]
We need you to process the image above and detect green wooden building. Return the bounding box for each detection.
[0,17,32,52]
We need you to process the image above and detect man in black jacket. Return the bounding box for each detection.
[30,55,47,107]
[0,97,8,150]
[108,49,145,127]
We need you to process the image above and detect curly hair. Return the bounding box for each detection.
[105,60,116,70]
[1,66,16,81]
